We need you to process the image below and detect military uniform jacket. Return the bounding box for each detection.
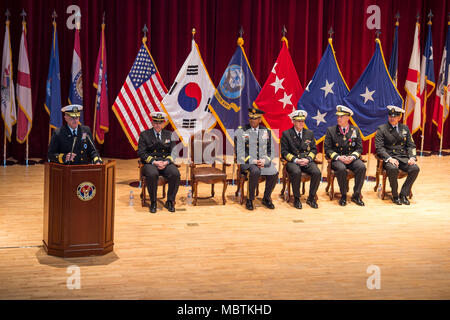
[235,124,275,167]
[137,128,175,165]
[375,123,417,164]
[280,127,317,163]
[324,124,363,160]
[48,124,101,164]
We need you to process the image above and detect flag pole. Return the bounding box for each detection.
[3,130,6,167]
[439,87,447,156]
[25,138,29,167]
[420,12,434,157]
[367,138,372,181]
[93,13,106,143]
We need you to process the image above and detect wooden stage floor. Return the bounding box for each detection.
[0,155,449,299]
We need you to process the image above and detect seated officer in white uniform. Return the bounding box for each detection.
[375,105,419,205]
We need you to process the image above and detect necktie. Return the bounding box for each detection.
[157,132,161,141]
[72,129,77,137]
[298,132,302,140]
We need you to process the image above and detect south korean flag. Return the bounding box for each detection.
[160,38,216,146]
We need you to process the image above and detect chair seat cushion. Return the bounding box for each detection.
[193,167,226,179]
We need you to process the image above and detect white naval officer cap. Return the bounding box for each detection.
[61,104,83,118]
[335,105,353,116]
[151,111,167,123]
[289,110,308,121]
[387,105,405,116]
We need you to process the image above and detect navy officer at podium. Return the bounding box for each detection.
[375,105,419,205]
[324,105,366,206]
[48,104,103,165]
[137,112,180,213]
[280,110,321,209]
[235,107,278,211]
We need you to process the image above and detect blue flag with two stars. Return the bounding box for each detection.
[297,38,349,143]
[343,38,403,139]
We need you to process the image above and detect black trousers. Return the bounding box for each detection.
[241,164,278,201]
[384,161,420,197]
[286,161,321,199]
[331,159,366,196]
[142,163,180,202]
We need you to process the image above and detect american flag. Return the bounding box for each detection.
[112,42,167,150]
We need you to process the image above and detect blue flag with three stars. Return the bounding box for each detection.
[297,38,349,143]
[344,38,403,139]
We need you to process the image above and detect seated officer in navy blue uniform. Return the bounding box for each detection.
[324,105,366,207]
[48,105,102,165]
[235,107,278,211]
[137,112,180,213]
[375,105,419,205]
[281,110,321,209]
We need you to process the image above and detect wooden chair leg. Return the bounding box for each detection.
[192,181,198,206]
[374,168,380,192]
[211,184,215,197]
[327,174,333,200]
[280,172,286,196]
[239,179,245,204]
[381,174,387,200]
[222,180,227,205]
[301,181,306,195]
[162,183,166,199]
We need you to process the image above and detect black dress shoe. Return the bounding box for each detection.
[149,201,157,213]
[246,199,254,210]
[400,194,410,205]
[306,197,318,209]
[262,198,275,209]
[351,194,365,206]
[392,196,402,205]
[339,195,347,206]
[164,201,175,212]
[293,198,302,209]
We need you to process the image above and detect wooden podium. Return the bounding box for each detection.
[43,161,116,257]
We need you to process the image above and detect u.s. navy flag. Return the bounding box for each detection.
[112,37,167,150]
[208,36,261,145]
[344,38,403,139]
[45,20,62,129]
[298,38,349,143]
[160,38,216,146]
[254,36,302,141]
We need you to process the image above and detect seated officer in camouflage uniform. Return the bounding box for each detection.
[281,110,321,209]
[324,105,366,206]
[375,105,419,205]
[137,112,180,213]
[48,104,103,165]
[236,107,278,211]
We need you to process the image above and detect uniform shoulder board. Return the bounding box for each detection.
[237,126,242,129]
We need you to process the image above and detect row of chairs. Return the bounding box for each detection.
[138,156,412,207]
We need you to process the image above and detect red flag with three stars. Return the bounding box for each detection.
[253,37,303,141]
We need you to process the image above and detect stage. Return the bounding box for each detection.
[0,155,449,299]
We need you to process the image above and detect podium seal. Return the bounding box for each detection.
[77,182,96,201]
